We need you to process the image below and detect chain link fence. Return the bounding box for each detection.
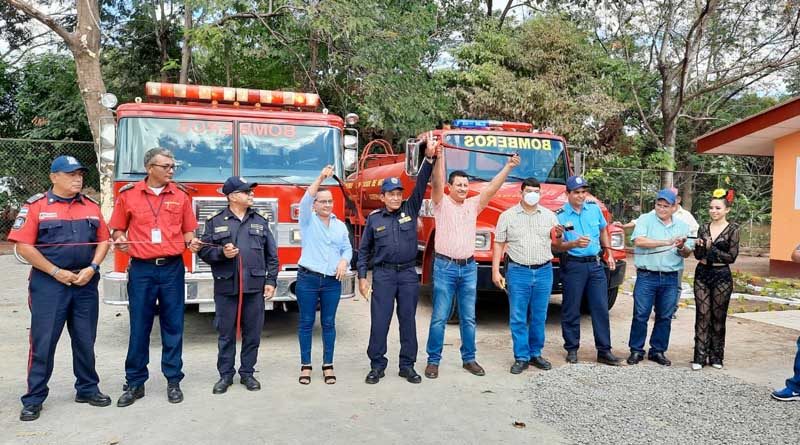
[585,167,773,250]
[0,138,98,240]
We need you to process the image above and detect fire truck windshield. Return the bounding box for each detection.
[239,122,341,184]
[443,133,567,184]
[116,117,234,182]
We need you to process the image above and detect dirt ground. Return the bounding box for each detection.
[0,253,796,444]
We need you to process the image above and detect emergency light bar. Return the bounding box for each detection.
[145,82,321,109]
[451,119,533,132]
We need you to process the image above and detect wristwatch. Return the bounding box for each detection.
[90,263,100,273]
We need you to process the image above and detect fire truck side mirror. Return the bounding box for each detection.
[99,117,116,162]
[405,138,421,177]
[344,149,357,172]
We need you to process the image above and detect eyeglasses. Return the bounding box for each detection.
[151,163,176,171]
[234,190,255,195]
[315,199,334,205]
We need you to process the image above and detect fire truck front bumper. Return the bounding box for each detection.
[102,270,357,313]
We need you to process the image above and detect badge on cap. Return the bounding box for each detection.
[240,177,246,182]
[391,178,398,184]
[67,156,79,165]
[575,177,583,185]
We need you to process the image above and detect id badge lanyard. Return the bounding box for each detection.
[145,192,166,243]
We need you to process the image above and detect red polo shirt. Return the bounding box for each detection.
[108,180,198,259]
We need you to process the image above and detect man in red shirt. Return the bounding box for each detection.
[9,155,111,421]
[109,147,201,407]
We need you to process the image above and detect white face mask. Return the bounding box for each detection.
[523,191,540,206]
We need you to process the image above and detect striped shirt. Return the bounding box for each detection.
[434,195,481,259]
[495,204,558,265]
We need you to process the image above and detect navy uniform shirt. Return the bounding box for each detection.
[357,158,434,279]
[556,200,606,257]
[198,206,279,296]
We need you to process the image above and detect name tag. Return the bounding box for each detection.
[376,226,386,232]
[250,223,264,230]
[214,226,229,233]
[398,216,412,224]
[39,212,57,220]
[151,228,162,244]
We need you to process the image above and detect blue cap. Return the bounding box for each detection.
[381,177,404,193]
[222,176,258,195]
[566,175,589,191]
[656,188,677,205]
[50,155,87,173]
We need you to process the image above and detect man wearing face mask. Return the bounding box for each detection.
[492,178,560,374]
[358,141,439,384]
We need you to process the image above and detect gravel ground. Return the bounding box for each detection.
[527,363,799,445]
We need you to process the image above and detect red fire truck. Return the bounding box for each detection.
[100,82,357,312]
[345,119,627,311]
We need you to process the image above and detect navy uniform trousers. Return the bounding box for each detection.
[125,258,185,386]
[23,270,101,406]
[368,265,419,370]
[214,291,265,378]
[561,258,612,352]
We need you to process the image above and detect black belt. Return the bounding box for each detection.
[509,259,550,269]
[435,253,475,265]
[375,261,416,271]
[566,255,599,263]
[298,265,337,279]
[131,255,182,266]
[637,268,678,275]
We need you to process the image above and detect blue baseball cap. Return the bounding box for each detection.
[656,188,677,205]
[222,176,258,195]
[566,175,589,191]
[381,177,404,193]
[50,155,88,173]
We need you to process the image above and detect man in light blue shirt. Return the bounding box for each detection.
[296,165,352,385]
[627,189,692,367]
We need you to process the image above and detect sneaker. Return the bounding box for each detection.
[711,363,723,370]
[690,363,702,371]
[771,387,800,402]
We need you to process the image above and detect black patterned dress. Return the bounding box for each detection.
[692,222,740,366]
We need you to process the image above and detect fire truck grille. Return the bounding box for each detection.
[192,198,278,273]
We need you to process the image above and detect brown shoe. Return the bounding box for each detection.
[424,363,439,379]
[462,361,486,376]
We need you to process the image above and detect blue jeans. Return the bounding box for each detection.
[426,257,478,365]
[507,262,553,361]
[787,336,800,392]
[629,270,679,354]
[296,270,341,365]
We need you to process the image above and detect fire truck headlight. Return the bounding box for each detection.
[475,231,491,251]
[290,228,302,244]
[610,232,624,249]
[290,204,300,221]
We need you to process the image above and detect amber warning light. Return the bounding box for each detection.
[145,82,321,109]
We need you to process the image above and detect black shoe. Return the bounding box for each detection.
[167,383,183,403]
[529,356,552,370]
[648,352,672,366]
[597,351,621,366]
[566,350,578,364]
[19,404,41,421]
[240,375,261,391]
[213,377,233,394]
[75,391,112,407]
[627,352,644,365]
[365,368,385,384]
[399,368,422,384]
[116,385,145,407]
[510,360,529,374]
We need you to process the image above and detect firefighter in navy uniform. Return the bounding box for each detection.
[198,176,279,394]
[9,156,111,421]
[358,140,439,384]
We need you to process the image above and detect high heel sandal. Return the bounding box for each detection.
[298,365,312,385]
[322,364,336,385]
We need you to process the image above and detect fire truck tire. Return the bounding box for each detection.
[580,286,619,314]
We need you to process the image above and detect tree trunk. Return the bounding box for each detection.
[179,1,192,84]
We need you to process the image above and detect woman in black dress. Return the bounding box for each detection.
[692,189,739,370]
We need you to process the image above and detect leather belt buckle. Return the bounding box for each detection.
[154,257,167,266]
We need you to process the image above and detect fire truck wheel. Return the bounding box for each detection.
[580,286,619,314]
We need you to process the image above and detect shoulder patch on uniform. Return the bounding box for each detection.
[369,208,381,215]
[206,209,224,220]
[82,194,99,204]
[119,183,136,193]
[26,193,45,204]
[258,209,272,221]
[554,208,564,214]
